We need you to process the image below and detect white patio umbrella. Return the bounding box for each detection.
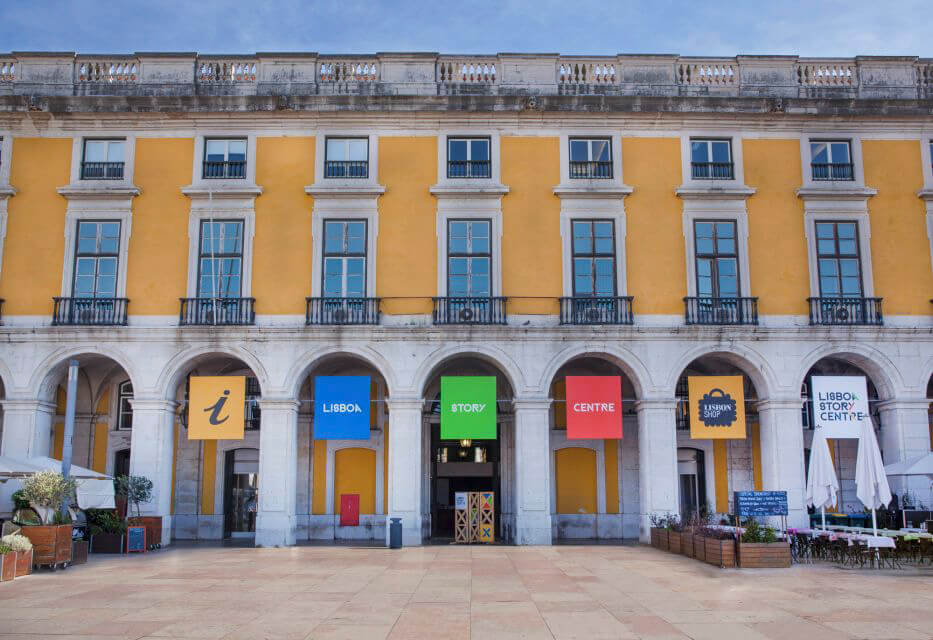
[854,418,892,536]
[806,433,839,530]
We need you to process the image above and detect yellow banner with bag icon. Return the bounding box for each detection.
[687,375,746,440]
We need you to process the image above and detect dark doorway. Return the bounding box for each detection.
[677,447,707,521]
[430,423,501,540]
[113,449,130,477]
[223,448,258,539]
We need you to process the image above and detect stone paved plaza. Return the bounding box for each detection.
[1,544,931,640]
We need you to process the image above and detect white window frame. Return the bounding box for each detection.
[320,219,370,298]
[117,380,133,431]
[679,133,746,188]
[435,131,502,189]
[446,136,492,179]
[803,206,875,298]
[194,218,247,299]
[800,134,866,189]
[310,204,378,298]
[185,204,256,298]
[60,208,132,298]
[69,135,136,186]
[0,135,12,281]
[436,202,503,297]
[191,134,257,187]
[559,204,627,298]
[69,220,124,299]
[558,133,623,188]
[681,201,751,298]
[314,132,379,187]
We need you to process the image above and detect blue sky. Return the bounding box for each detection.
[1,0,929,56]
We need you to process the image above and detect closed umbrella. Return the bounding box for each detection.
[806,433,839,530]
[855,418,891,536]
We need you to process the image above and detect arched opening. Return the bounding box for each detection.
[674,354,762,522]
[296,353,389,542]
[548,355,637,540]
[169,353,261,541]
[421,355,514,543]
[800,356,884,517]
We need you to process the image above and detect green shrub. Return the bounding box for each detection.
[0,544,12,555]
[85,509,127,536]
[11,490,30,510]
[0,534,33,552]
[741,518,778,543]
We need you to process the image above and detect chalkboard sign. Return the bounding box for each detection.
[734,491,788,517]
[126,525,147,553]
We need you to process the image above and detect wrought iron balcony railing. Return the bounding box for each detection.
[202,160,246,179]
[559,296,634,325]
[569,161,612,179]
[306,297,380,325]
[52,297,129,326]
[433,296,507,325]
[684,297,758,325]
[808,297,882,326]
[447,160,491,178]
[691,161,734,180]
[179,297,255,325]
[811,162,854,181]
[80,161,125,180]
[324,160,369,178]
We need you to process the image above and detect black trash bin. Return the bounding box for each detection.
[389,517,402,549]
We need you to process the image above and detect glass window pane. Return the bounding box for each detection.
[594,258,614,277]
[718,275,738,297]
[717,237,735,255]
[717,258,736,276]
[470,273,490,296]
[470,139,489,161]
[346,274,364,297]
[84,141,107,162]
[74,275,94,297]
[76,257,96,276]
[574,258,592,277]
[574,273,593,295]
[595,275,614,296]
[324,258,343,277]
[570,140,588,162]
[820,276,839,296]
[811,142,829,164]
[346,257,365,275]
[448,140,467,162]
[715,222,734,239]
[696,258,712,277]
[837,223,856,239]
[449,275,467,296]
[816,223,835,239]
[592,140,610,162]
[348,139,367,161]
[324,222,344,253]
[830,142,850,163]
[594,235,613,254]
[96,276,116,297]
[839,259,859,277]
[819,258,838,277]
[471,257,489,275]
[449,222,468,253]
[697,274,713,297]
[817,239,835,255]
[326,139,346,161]
[572,222,592,254]
[106,141,124,163]
[449,257,468,275]
[206,140,226,161]
[97,257,117,276]
[691,141,709,163]
[227,140,246,162]
[346,223,365,254]
[711,141,731,163]
[839,239,857,255]
[696,236,714,255]
[841,277,861,296]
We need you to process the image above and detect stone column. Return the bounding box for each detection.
[255,398,299,547]
[129,398,178,545]
[385,396,422,546]
[636,398,678,542]
[878,399,931,507]
[0,398,55,458]
[513,396,552,545]
[756,397,808,529]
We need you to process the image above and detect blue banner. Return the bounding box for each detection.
[314,376,371,440]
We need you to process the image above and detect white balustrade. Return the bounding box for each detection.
[77,60,138,83]
[197,60,257,83]
[918,63,933,88]
[0,60,15,82]
[678,61,736,85]
[796,62,856,86]
[437,59,497,84]
[319,60,378,82]
[557,61,616,85]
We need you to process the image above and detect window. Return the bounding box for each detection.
[197,220,244,298]
[571,220,616,296]
[690,139,733,180]
[203,138,246,179]
[447,137,491,178]
[694,221,739,298]
[569,138,612,179]
[322,220,367,297]
[810,140,853,181]
[815,221,862,297]
[73,221,121,298]
[447,220,491,296]
[117,380,133,430]
[81,139,124,180]
[245,376,261,430]
[325,138,368,178]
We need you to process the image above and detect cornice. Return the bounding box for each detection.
[795,186,878,201]
[56,184,140,199]
[181,184,263,199]
[429,183,509,198]
[304,183,386,198]
[675,185,756,200]
[553,184,633,199]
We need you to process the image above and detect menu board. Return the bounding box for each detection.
[126,525,147,553]
[734,491,788,517]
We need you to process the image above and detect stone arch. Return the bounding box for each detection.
[285,345,397,400]
[795,343,902,401]
[663,343,777,400]
[157,345,270,401]
[29,345,139,403]
[536,345,651,400]
[413,343,524,397]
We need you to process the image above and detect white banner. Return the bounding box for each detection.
[811,376,870,439]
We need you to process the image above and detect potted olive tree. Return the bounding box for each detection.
[18,471,76,569]
[117,475,161,549]
[1,534,34,577]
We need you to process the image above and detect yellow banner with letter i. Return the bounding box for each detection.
[687,375,746,440]
[188,376,246,440]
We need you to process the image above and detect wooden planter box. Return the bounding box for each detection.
[668,531,683,554]
[0,552,14,581]
[683,533,695,558]
[91,533,124,554]
[21,525,73,569]
[705,537,736,568]
[14,550,33,577]
[737,541,791,568]
[127,516,163,549]
[71,540,89,565]
[694,535,707,562]
[655,529,669,551]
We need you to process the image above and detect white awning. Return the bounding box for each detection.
[0,456,114,510]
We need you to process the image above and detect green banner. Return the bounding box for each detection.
[440,376,497,440]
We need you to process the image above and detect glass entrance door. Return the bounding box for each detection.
[677,448,707,522]
[223,448,259,538]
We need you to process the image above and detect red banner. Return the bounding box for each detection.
[565,376,623,439]
[339,494,360,527]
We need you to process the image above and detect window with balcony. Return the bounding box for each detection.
[323,220,367,297]
[810,140,853,181]
[572,220,615,297]
[81,139,125,180]
[325,137,368,178]
[685,220,757,325]
[434,219,505,324]
[690,139,733,180]
[809,220,881,325]
[447,137,491,178]
[203,138,246,179]
[569,138,612,179]
[197,220,244,298]
[53,220,128,325]
[117,380,133,430]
